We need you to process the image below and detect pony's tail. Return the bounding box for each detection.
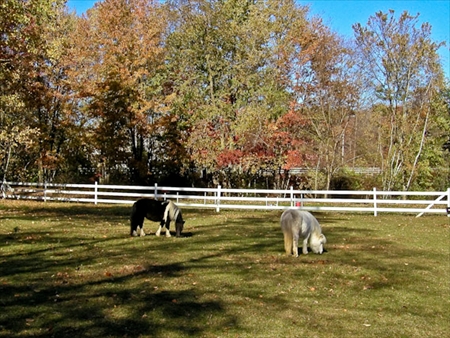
[283,231,293,255]
[130,202,140,236]
[130,203,139,235]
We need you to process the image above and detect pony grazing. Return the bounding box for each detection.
[130,198,185,237]
[280,209,326,257]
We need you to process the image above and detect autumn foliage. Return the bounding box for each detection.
[0,0,448,190]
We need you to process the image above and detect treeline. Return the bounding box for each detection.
[1,0,449,191]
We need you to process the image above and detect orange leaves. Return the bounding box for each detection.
[285,150,306,169]
[216,149,244,168]
[63,0,170,182]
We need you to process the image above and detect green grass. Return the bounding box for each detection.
[0,200,449,337]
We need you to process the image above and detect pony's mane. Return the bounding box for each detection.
[164,200,182,222]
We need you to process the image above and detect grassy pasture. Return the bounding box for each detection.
[0,200,448,338]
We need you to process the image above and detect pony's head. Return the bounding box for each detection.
[310,233,327,254]
[169,204,185,237]
[175,220,185,237]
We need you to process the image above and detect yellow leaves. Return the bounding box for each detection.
[0,126,40,157]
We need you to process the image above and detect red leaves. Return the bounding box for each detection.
[216,149,243,168]
[285,150,305,169]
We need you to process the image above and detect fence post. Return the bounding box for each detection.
[154,183,158,200]
[290,186,294,207]
[447,188,450,217]
[44,181,47,202]
[94,181,98,205]
[216,185,221,212]
[373,187,377,217]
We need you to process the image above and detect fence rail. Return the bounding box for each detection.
[2,181,449,217]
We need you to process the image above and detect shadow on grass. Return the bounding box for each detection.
[0,207,270,336]
[0,234,232,336]
[1,202,448,337]
[0,257,232,337]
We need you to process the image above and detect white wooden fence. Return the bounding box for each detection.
[2,181,449,217]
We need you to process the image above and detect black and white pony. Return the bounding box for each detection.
[130,198,185,237]
[280,209,326,257]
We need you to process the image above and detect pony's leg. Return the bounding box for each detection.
[130,221,138,236]
[130,214,144,237]
[283,232,292,255]
[156,226,171,237]
[131,225,142,237]
[302,235,310,255]
[165,221,171,237]
[292,232,299,257]
[155,221,165,237]
[157,225,171,237]
[140,226,146,237]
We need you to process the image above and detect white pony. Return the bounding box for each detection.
[280,209,326,257]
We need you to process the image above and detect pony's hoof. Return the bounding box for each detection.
[165,233,171,238]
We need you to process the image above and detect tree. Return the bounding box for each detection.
[0,0,73,183]
[287,17,361,190]
[66,0,168,184]
[353,10,446,191]
[440,85,450,153]
[413,84,450,190]
[0,126,40,186]
[166,0,306,187]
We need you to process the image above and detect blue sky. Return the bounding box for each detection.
[67,0,449,78]
[302,0,449,77]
